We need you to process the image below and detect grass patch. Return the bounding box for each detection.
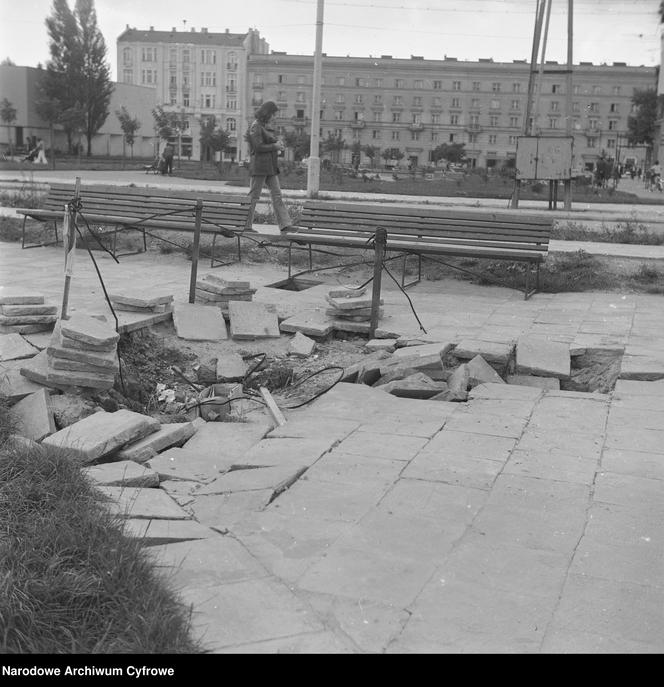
[553,217,664,245]
[0,432,204,653]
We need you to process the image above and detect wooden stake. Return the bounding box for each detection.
[60,176,81,320]
[369,227,386,339]
[259,386,287,427]
[188,198,203,303]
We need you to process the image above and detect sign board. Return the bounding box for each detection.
[516,136,573,180]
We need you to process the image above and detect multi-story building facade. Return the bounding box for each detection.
[116,25,655,170]
[117,25,268,160]
[248,53,656,171]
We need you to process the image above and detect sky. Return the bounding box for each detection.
[0,0,661,81]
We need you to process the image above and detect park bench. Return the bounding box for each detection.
[16,183,252,266]
[284,200,553,299]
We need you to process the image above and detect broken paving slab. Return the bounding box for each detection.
[146,447,234,483]
[0,290,45,305]
[507,374,560,391]
[116,421,196,464]
[47,367,116,391]
[97,486,192,520]
[365,339,397,353]
[378,372,448,399]
[171,302,228,341]
[0,314,58,325]
[10,388,56,442]
[59,314,120,348]
[468,382,544,401]
[82,460,160,488]
[196,463,308,496]
[618,355,664,381]
[453,339,514,365]
[20,350,83,391]
[123,518,211,546]
[279,309,335,337]
[0,304,58,317]
[325,294,382,311]
[391,341,454,369]
[0,360,53,402]
[216,353,247,382]
[0,323,54,335]
[229,301,280,340]
[182,418,272,462]
[109,292,173,308]
[0,333,38,362]
[288,331,316,357]
[328,286,367,299]
[516,335,571,380]
[467,355,505,387]
[42,409,160,464]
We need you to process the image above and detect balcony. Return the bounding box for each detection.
[465,123,483,132]
[408,122,424,131]
[291,115,310,124]
[252,82,264,89]
[350,120,366,129]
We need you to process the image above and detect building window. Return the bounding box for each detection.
[297,75,305,85]
[355,94,364,104]
[226,117,236,132]
[607,138,615,148]
[372,129,381,139]
[451,97,461,108]
[509,135,517,145]
[373,112,383,122]
[512,82,521,93]
[201,49,216,65]
[490,99,500,110]
[489,115,498,127]
[588,118,599,129]
[609,103,619,113]
[182,49,190,64]
[392,112,401,123]
[334,128,343,137]
[472,81,480,91]
[226,75,236,91]
[278,74,285,83]
[573,102,580,112]
[548,117,558,128]
[433,97,442,107]
[589,102,599,113]
[510,116,519,127]
[296,109,305,120]
[468,133,478,143]
[488,134,497,144]
[334,110,344,121]
[393,95,403,106]
[202,94,215,108]
[573,84,580,94]
[433,80,442,90]
[492,82,501,92]
[123,47,132,65]
[452,80,461,91]
[296,92,305,103]
[141,47,156,62]
[450,114,459,125]
[431,113,440,124]
[592,85,601,94]
[395,78,405,88]
[552,84,561,94]
[226,97,237,110]
[183,93,190,107]
[141,70,157,84]
[277,91,287,102]
[414,79,424,89]
[336,76,345,86]
[608,120,618,130]
[413,96,422,107]
[226,51,237,70]
[374,94,382,105]
[201,72,216,87]
[471,98,480,108]
[612,86,621,95]
[411,131,420,141]
[470,114,480,127]
[511,99,520,109]
[122,69,132,83]
[375,78,383,88]
[336,94,345,103]
[431,131,439,143]
[392,130,400,140]
[588,136,598,148]
[551,101,559,112]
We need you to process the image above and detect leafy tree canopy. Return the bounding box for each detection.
[627,88,658,147]
[431,142,466,164]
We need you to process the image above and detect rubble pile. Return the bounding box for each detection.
[195,273,256,310]
[0,291,58,335]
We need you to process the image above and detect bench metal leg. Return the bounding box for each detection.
[288,244,293,279]
[523,262,540,300]
[400,252,423,289]
[22,217,60,249]
[308,244,313,272]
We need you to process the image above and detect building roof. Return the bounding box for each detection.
[117,27,247,47]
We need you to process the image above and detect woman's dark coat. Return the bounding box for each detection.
[246,120,281,176]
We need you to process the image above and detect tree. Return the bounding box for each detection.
[116,106,141,161]
[1,57,16,66]
[42,0,113,156]
[362,144,380,168]
[349,140,362,169]
[60,105,86,157]
[283,129,310,161]
[431,142,466,164]
[199,115,230,166]
[0,98,17,157]
[321,132,346,163]
[627,88,658,147]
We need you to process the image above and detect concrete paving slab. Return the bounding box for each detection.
[109,292,174,308]
[97,485,192,519]
[468,382,543,401]
[82,460,159,488]
[593,471,664,515]
[507,374,560,390]
[197,464,308,496]
[466,354,505,386]
[266,415,360,441]
[453,339,514,365]
[604,426,664,454]
[146,446,232,482]
[42,409,160,463]
[403,451,505,491]
[613,378,664,398]
[59,313,120,347]
[216,631,359,654]
[158,479,201,507]
[0,333,38,361]
[172,302,228,341]
[181,417,271,462]
[304,450,405,488]
[527,395,609,435]
[502,448,598,485]
[116,421,196,463]
[600,448,664,481]
[229,301,280,339]
[216,352,247,381]
[618,354,664,381]
[334,431,429,461]
[47,331,119,369]
[9,388,55,441]
[1,304,58,317]
[0,289,45,305]
[442,407,529,438]
[279,309,335,337]
[123,518,212,546]
[0,313,58,326]
[378,372,448,399]
[231,436,339,469]
[188,490,274,528]
[175,578,323,652]
[288,331,316,357]
[516,335,571,379]
[0,361,53,402]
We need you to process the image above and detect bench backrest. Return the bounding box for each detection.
[42,183,250,231]
[298,200,552,248]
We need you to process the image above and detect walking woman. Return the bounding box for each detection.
[244,101,295,233]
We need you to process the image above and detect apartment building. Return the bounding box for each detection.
[248,53,656,170]
[117,25,268,159]
[116,25,655,169]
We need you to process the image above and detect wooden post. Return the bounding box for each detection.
[60,176,81,320]
[369,227,386,339]
[188,199,203,303]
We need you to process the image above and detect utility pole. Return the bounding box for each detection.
[307,0,325,198]
[564,0,574,210]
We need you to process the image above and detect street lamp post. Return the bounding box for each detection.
[307,0,325,198]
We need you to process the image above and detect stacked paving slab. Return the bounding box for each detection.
[195,273,256,310]
[38,314,120,390]
[109,291,173,314]
[0,291,58,334]
[325,286,383,323]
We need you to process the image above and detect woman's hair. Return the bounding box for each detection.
[255,100,279,123]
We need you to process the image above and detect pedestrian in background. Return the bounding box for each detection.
[34,138,47,165]
[161,143,174,175]
[244,100,295,233]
